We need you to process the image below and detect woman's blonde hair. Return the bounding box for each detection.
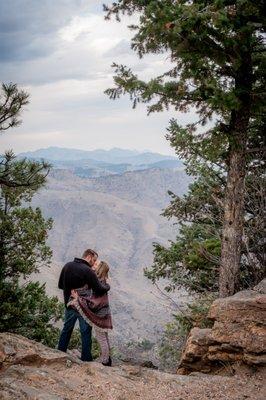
[95,261,109,280]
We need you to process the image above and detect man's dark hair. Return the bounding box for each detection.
[82,249,98,259]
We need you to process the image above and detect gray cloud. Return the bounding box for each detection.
[0,0,90,62]
[0,1,135,85]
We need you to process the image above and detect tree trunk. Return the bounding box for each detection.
[219,43,252,297]
[219,131,247,297]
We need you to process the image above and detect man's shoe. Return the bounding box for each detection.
[102,356,112,367]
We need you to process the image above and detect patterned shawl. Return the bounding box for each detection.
[68,285,113,331]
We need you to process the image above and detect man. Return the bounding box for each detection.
[57,249,110,361]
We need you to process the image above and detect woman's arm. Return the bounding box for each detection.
[86,268,110,295]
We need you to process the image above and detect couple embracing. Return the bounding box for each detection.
[57,249,113,366]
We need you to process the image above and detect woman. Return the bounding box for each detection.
[68,261,113,366]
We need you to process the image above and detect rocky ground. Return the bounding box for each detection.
[0,333,265,400]
[1,280,265,399]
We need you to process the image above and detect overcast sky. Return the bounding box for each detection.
[0,0,192,155]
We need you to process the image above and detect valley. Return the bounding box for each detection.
[26,148,191,353]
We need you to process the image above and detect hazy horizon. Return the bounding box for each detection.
[17,145,177,157]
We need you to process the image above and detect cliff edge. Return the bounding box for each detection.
[0,280,265,399]
[0,330,265,400]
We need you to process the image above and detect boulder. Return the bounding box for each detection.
[254,279,266,294]
[0,333,80,369]
[209,290,265,324]
[177,328,215,374]
[178,280,266,374]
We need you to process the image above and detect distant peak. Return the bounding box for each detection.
[18,146,179,165]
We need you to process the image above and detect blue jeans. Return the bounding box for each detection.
[58,308,92,361]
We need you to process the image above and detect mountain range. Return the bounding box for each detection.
[19,147,183,178]
[19,146,180,164]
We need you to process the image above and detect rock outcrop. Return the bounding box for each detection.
[1,333,265,399]
[0,332,80,369]
[178,280,266,374]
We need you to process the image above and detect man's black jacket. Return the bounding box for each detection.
[58,257,110,306]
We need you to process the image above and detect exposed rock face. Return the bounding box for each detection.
[178,280,266,374]
[0,333,265,400]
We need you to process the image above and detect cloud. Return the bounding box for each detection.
[0,1,167,85]
[0,0,89,62]
[0,8,139,85]
[104,39,132,57]
[0,0,196,156]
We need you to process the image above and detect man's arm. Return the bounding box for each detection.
[86,268,110,295]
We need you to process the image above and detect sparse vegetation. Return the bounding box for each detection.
[158,295,214,371]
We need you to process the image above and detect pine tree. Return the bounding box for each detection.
[0,152,62,346]
[0,83,48,188]
[0,83,29,132]
[104,0,265,296]
[144,158,265,294]
[145,166,222,294]
[0,82,64,346]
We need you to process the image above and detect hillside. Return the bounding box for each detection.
[31,167,191,352]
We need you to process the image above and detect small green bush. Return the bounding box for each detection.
[158,295,215,371]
